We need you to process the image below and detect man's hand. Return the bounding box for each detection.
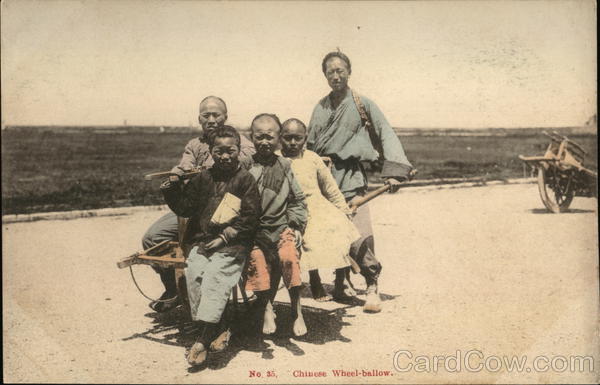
[348,195,362,208]
[205,237,225,251]
[385,177,403,193]
[346,204,358,220]
[169,173,182,183]
[160,174,183,190]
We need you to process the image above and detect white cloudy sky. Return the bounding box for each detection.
[1,0,596,128]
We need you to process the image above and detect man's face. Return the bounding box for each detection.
[324,57,350,92]
[198,100,227,134]
[280,122,306,158]
[210,136,240,172]
[251,118,280,158]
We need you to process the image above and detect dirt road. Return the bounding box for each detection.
[3,183,598,383]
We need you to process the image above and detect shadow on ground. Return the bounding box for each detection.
[121,284,398,371]
[529,208,596,214]
[300,282,397,302]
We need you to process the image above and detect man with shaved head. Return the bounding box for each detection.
[142,96,255,313]
[307,51,414,313]
[170,96,255,175]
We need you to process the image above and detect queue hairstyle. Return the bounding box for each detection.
[250,113,283,133]
[207,125,241,149]
[321,51,352,74]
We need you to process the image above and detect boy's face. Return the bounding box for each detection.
[251,119,280,158]
[210,136,240,172]
[280,122,307,158]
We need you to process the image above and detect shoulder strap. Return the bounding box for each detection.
[351,89,384,160]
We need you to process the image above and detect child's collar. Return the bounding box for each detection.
[253,152,278,166]
[277,148,303,160]
[211,162,241,177]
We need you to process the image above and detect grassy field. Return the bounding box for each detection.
[1,130,597,214]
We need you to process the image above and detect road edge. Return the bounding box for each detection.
[2,177,536,224]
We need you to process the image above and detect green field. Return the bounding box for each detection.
[1,130,597,214]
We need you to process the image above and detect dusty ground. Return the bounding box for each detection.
[3,183,599,383]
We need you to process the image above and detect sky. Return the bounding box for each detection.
[1,0,597,129]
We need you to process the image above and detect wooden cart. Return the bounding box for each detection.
[519,131,597,213]
[116,215,191,310]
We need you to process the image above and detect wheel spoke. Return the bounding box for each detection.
[537,164,574,213]
[555,190,563,204]
[552,170,574,208]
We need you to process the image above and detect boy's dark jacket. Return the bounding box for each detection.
[161,164,261,257]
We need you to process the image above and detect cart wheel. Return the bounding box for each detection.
[537,165,574,213]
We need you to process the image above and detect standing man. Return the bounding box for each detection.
[306,51,413,313]
[142,96,255,312]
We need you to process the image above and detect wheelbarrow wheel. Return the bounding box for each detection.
[537,165,574,213]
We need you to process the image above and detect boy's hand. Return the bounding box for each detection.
[160,174,182,190]
[385,177,402,193]
[205,237,225,251]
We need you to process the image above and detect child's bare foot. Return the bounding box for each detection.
[315,294,332,302]
[209,329,231,352]
[262,302,277,335]
[310,282,332,302]
[309,270,331,302]
[293,314,307,337]
[333,267,356,300]
[186,341,207,366]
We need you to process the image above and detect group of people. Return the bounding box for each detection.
[141,51,414,366]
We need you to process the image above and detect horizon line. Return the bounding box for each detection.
[2,124,597,131]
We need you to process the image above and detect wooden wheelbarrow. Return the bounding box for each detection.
[519,131,597,213]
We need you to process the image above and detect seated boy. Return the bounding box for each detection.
[243,113,308,338]
[160,125,261,366]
